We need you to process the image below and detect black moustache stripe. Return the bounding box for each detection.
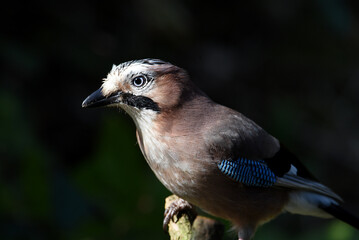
[121,93,160,112]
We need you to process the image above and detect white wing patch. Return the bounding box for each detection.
[287,164,298,175]
[275,163,343,219]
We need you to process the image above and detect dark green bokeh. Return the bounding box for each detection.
[1,1,359,239]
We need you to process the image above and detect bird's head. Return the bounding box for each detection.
[82,59,195,122]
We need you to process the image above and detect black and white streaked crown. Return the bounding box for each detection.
[115,58,169,70]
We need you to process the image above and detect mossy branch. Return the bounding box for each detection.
[165,195,224,240]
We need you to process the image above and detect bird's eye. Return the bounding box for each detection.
[132,75,148,88]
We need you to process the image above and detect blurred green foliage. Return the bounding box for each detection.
[1,0,359,239]
[72,115,170,239]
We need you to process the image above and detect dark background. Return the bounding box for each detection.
[1,1,359,239]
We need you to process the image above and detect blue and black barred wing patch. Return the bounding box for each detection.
[218,158,277,187]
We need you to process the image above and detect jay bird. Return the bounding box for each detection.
[82,59,359,240]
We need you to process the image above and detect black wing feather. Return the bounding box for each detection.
[264,144,318,180]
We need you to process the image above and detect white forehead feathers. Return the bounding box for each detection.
[101,61,152,96]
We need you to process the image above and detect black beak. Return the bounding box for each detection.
[82,88,121,108]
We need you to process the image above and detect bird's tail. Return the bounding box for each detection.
[320,204,359,230]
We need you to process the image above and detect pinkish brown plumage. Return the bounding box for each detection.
[83,59,359,240]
